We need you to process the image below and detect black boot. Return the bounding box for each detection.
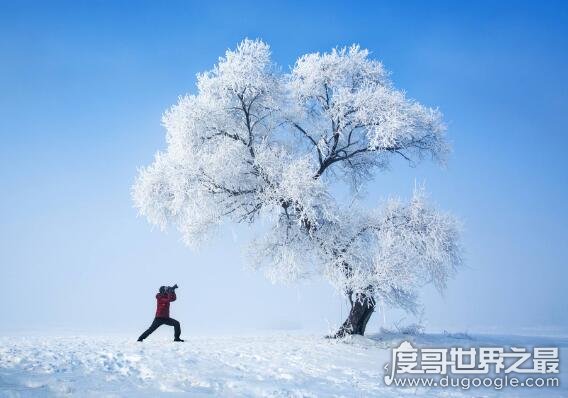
[174,338,184,342]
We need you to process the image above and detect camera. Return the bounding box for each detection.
[159,284,178,294]
[166,284,178,293]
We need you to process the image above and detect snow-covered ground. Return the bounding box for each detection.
[0,332,566,397]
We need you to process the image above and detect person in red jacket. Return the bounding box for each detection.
[138,285,184,342]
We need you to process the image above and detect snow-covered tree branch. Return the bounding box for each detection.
[133,39,462,336]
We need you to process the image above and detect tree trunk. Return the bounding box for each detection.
[333,292,376,338]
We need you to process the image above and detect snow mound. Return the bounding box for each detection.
[0,333,566,397]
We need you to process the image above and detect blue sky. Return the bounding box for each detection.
[1,0,567,336]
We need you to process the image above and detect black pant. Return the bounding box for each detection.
[138,317,181,340]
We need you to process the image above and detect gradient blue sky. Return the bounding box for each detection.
[1,0,567,336]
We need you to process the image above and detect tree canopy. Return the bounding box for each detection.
[133,39,462,316]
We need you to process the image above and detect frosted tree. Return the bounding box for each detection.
[133,39,462,337]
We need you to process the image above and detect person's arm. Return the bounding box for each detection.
[157,294,170,304]
[168,291,177,302]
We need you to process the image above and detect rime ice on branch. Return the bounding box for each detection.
[133,39,462,336]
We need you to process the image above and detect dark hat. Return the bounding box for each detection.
[159,286,166,294]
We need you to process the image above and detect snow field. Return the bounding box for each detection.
[0,333,566,397]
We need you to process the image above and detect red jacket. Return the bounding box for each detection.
[155,292,176,318]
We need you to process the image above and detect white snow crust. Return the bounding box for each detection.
[0,333,566,397]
